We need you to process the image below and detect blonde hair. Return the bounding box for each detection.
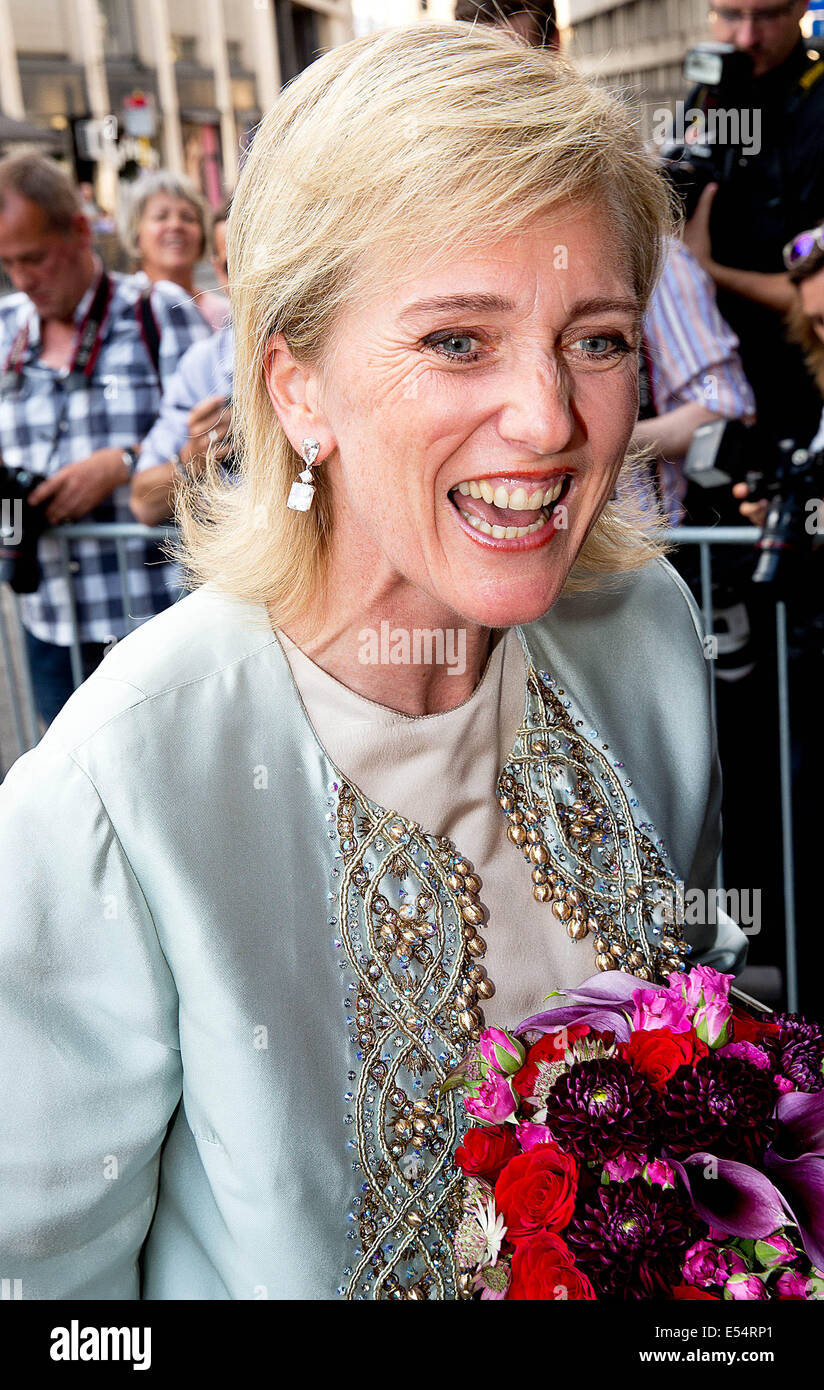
[169,22,676,629]
[120,168,210,262]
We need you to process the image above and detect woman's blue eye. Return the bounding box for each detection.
[574,335,630,358]
[438,335,478,357]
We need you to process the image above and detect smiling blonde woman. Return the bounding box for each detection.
[0,24,746,1302]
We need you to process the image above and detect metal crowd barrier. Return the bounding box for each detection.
[0,522,177,762]
[0,521,798,1007]
[662,527,797,1012]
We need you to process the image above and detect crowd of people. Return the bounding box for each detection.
[0,0,823,1006]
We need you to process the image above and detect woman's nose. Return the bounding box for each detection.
[495,357,576,457]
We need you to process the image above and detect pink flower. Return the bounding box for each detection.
[683,1240,747,1289]
[693,995,732,1048]
[774,1074,795,1093]
[718,1041,771,1069]
[677,966,732,1011]
[644,1158,675,1189]
[725,1272,769,1300]
[682,1240,719,1288]
[775,1269,809,1299]
[479,1027,525,1076]
[668,966,733,1046]
[603,1153,646,1182]
[474,1262,511,1299]
[631,986,691,1034]
[754,1230,798,1269]
[516,1122,555,1152]
[465,1070,517,1126]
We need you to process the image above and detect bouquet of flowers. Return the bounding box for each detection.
[446,966,824,1300]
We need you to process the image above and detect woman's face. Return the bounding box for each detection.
[136,192,202,280]
[799,268,824,346]
[295,208,642,629]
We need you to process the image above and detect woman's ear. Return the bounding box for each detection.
[263,333,336,461]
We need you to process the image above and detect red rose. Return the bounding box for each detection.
[495,1142,578,1238]
[671,1284,720,1300]
[619,1026,709,1090]
[730,1012,781,1047]
[508,1231,596,1300]
[454,1125,520,1182]
[513,1025,590,1103]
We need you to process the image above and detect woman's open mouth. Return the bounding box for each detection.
[447,474,572,547]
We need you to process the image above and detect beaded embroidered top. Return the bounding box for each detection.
[331,659,690,1300]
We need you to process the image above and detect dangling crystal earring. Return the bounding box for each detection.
[286,438,321,512]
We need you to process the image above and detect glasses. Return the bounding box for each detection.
[709,3,798,24]
[783,226,824,270]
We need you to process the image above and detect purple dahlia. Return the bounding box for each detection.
[773,1013,824,1049]
[566,1179,698,1299]
[543,1057,654,1164]
[660,1055,778,1161]
[771,1013,824,1093]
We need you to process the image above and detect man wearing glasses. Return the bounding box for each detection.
[684,1,824,447]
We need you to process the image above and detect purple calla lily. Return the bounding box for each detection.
[769,1090,824,1159]
[764,1091,824,1269]
[667,1152,789,1239]
[515,971,641,1042]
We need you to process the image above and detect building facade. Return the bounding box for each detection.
[0,0,354,208]
[559,0,711,134]
[353,0,455,35]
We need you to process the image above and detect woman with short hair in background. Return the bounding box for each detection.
[122,169,229,330]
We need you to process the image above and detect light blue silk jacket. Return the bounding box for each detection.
[0,559,746,1300]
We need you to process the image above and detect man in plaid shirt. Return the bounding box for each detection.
[0,154,211,725]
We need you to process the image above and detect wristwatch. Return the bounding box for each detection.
[121,447,139,476]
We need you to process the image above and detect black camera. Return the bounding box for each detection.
[683,420,824,587]
[748,441,824,587]
[682,417,763,525]
[0,462,48,593]
[659,43,754,221]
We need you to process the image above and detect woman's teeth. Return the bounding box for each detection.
[455,478,565,510]
[459,509,549,538]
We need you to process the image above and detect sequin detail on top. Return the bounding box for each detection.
[333,780,494,1301]
[497,668,691,985]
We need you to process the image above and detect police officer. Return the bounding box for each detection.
[683,1,824,448]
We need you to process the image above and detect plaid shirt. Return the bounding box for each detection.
[0,267,211,645]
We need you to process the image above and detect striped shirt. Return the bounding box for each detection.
[0,268,211,645]
[644,238,756,522]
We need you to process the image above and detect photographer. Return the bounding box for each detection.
[735,223,824,525]
[0,155,211,727]
[682,2,824,448]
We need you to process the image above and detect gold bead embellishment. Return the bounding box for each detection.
[333,784,496,1300]
[497,668,691,986]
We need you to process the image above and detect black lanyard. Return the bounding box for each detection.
[0,269,113,395]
